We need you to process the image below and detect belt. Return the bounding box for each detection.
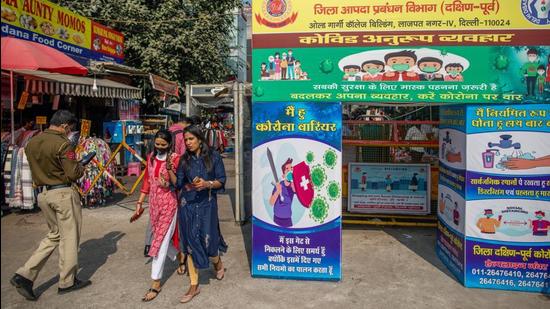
[38,184,71,192]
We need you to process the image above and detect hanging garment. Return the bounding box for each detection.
[10,148,34,209]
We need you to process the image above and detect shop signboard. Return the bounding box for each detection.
[80,119,91,137]
[1,0,124,64]
[252,101,342,281]
[251,0,550,104]
[438,104,550,293]
[348,163,431,215]
[35,115,47,125]
[91,21,124,63]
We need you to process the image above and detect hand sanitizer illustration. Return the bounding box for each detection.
[482,149,500,168]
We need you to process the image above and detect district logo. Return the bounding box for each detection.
[521,0,550,25]
[255,0,298,28]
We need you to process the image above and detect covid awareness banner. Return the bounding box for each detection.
[252,102,342,281]
[438,104,550,293]
[252,0,550,104]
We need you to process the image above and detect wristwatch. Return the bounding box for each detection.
[209,181,214,189]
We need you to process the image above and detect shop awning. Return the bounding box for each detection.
[13,69,142,99]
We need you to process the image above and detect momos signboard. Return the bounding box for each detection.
[1,0,124,63]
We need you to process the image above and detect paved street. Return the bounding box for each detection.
[1,158,548,308]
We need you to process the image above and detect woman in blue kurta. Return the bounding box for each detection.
[176,125,227,303]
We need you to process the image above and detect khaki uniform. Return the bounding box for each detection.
[16,129,84,288]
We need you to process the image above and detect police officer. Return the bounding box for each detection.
[10,110,92,300]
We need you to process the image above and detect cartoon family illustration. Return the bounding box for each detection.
[260,49,309,81]
[342,50,465,82]
[520,49,550,98]
[476,209,549,236]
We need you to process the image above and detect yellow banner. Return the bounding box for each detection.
[1,0,91,49]
[252,0,550,34]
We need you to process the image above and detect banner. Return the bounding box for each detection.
[252,45,550,104]
[348,163,431,214]
[91,21,124,62]
[438,104,550,293]
[1,0,124,63]
[252,101,342,281]
[253,0,550,36]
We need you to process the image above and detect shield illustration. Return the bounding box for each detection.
[293,161,314,208]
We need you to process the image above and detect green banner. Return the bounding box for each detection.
[253,46,550,104]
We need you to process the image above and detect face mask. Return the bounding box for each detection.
[528,56,537,62]
[156,147,169,154]
[449,71,459,77]
[367,68,381,74]
[392,64,410,71]
[487,214,493,218]
[422,66,438,73]
[285,171,293,182]
[536,215,543,219]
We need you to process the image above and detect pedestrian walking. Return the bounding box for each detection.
[10,110,95,300]
[131,129,182,302]
[176,125,228,303]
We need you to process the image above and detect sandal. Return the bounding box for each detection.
[214,259,225,280]
[142,288,161,302]
[176,254,188,275]
[180,285,200,303]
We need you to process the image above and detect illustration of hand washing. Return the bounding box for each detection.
[482,134,550,170]
[441,131,462,163]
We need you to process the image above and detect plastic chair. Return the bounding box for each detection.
[127,162,141,177]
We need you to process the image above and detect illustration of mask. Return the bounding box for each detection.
[392,64,410,71]
[422,66,438,73]
[286,171,293,182]
[367,68,381,74]
[536,215,543,219]
[449,71,459,77]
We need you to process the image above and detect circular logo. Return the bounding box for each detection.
[521,0,550,25]
[266,0,287,17]
[261,0,293,24]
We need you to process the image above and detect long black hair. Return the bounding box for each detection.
[150,129,173,165]
[182,125,213,172]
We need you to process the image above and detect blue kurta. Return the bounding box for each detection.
[176,151,228,269]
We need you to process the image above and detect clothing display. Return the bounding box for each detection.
[2,130,40,210]
[77,137,115,207]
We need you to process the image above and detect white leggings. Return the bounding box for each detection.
[151,212,178,280]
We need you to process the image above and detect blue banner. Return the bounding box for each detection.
[252,101,342,281]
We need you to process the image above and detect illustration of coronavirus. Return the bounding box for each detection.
[310,196,329,223]
[323,149,337,169]
[310,164,327,189]
[327,181,341,201]
[306,151,315,164]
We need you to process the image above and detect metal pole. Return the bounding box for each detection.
[238,82,245,222]
[233,81,241,223]
[10,70,15,145]
[185,83,191,116]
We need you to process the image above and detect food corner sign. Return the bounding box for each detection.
[252,0,550,104]
[1,0,124,63]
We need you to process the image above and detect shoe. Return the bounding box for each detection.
[214,260,225,280]
[58,278,92,295]
[10,274,37,301]
[180,285,200,303]
[144,245,150,257]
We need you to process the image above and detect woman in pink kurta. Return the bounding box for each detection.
[132,130,181,302]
